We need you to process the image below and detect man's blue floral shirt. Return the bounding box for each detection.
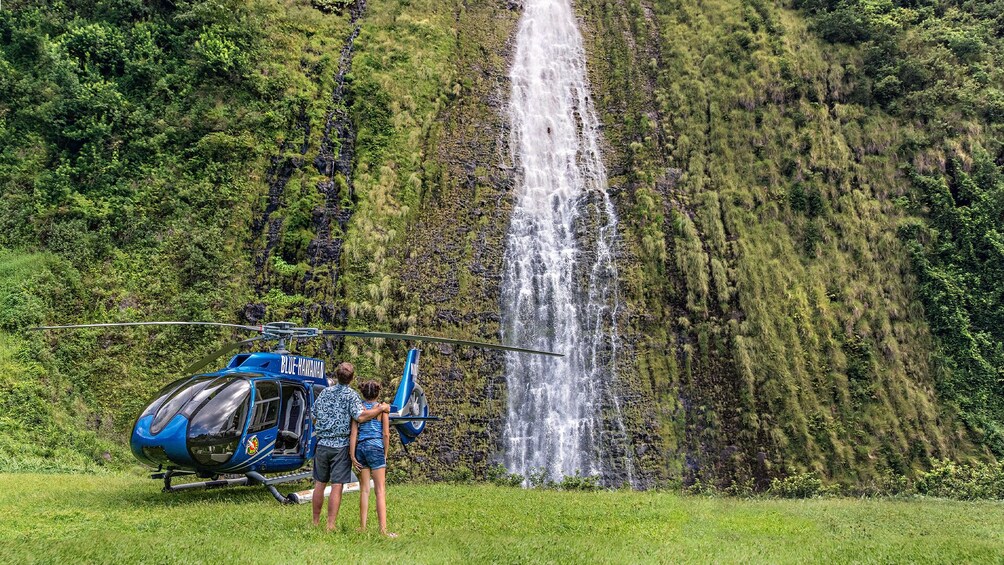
[313,384,363,448]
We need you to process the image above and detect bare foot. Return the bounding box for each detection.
[381,531,398,538]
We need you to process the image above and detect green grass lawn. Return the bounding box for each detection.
[2,474,1003,563]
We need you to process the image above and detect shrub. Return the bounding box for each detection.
[443,465,474,484]
[815,6,871,44]
[683,478,717,496]
[945,31,984,62]
[768,473,823,498]
[983,89,1004,123]
[817,482,845,497]
[486,464,524,488]
[0,289,45,331]
[915,460,1004,500]
[194,25,250,78]
[59,22,126,75]
[723,477,756,498]
[803,221,823,255]
[789,183,807,213]
[853,469,912,497]
[385,466,409,485]
[804,186,825,218]
[526,467,552,489]
[873,74,902,105]
[556,471,601,491]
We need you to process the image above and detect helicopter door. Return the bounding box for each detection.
[276,382,307,455]
[248,380,281,435]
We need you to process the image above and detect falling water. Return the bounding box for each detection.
[501,0,632,485]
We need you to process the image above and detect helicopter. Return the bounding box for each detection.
[31,321,561,503]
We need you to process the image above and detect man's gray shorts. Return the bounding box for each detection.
[313,444,352,484]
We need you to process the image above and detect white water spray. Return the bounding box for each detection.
[501,0,632,484]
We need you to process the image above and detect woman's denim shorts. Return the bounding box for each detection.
[354,438,386,470]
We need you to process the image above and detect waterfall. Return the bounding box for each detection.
[501,0,633,485]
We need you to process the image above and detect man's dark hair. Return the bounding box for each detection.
[334,362,354,385]
[359,380,381,401]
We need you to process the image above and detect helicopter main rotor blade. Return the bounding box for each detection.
[320,330,564,357]
[29,321,262,332]
[184,336,264,375]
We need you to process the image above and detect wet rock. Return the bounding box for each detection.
[244,303,266,323]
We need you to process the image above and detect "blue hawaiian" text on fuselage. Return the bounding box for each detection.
[280,355,326,379]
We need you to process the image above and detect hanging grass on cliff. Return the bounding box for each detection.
[575,0,1004,487]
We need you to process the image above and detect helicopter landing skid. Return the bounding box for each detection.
[156,469,313,504]
[159,470,250,493]
[246,470,314,504]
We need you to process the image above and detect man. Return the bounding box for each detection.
[311,361,389,531]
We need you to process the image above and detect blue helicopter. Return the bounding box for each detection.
[32,321,560,503]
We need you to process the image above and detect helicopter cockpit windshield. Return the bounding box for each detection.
[187,379,251,466]
[150,376,215,434]
[139,376,191,422]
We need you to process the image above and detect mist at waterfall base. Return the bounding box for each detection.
[500,0,634,487]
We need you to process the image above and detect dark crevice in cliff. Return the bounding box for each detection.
[247,2,367,327]
[303,0,367,327]
[251,105,310,296]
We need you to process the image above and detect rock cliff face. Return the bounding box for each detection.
[384,0,520,481]
[569,0,979,487]
[6,0,996,482]
[322,0,986,487]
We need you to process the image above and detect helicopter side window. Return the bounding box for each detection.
[187,380,252,466]
[309,385,326,428]
[151,377,214,435]
[248,380,281,434]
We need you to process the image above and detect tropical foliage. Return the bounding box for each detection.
[1,0,1002,488]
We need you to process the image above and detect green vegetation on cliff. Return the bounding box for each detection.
[0,0,357,469]
[796,0,1004,461]
[1,0,1002,488]
[573,0,1004,487]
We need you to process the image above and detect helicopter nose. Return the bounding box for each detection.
[130,414,196,468]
